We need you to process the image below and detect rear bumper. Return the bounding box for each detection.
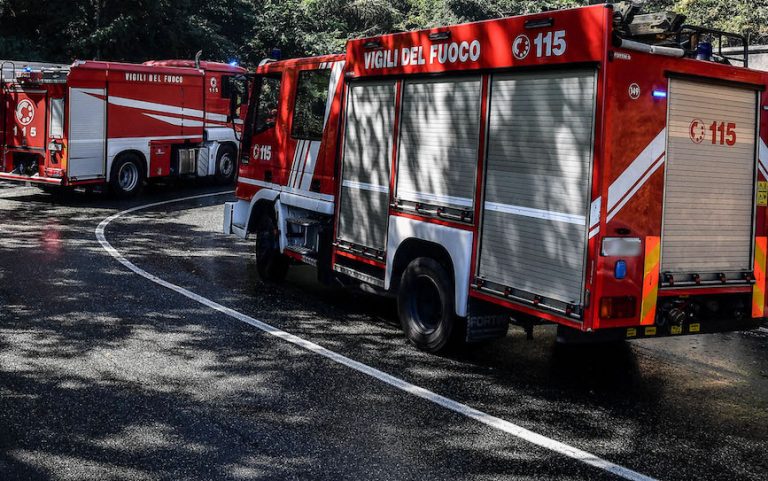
[558,316,762,344]
[0,173,62,185]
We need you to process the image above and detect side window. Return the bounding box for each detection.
[254,75,281,133]
[291,69,332,141]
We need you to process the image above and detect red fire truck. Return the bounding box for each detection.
[0,58,247,196]
[224,3,768,351]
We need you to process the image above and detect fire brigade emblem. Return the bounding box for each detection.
[689,118,706,144]
[15,99,35,126]
[512,34,531,60]
[210,77,217,89]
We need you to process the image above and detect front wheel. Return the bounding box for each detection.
[215,145,237,184]
[110,154,143,198]
[255,212,289,282]
[398,257,464,353]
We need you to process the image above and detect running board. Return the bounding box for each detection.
[284,245,318,267]
[333,264,385,288]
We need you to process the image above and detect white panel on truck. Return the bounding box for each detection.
[68,88,106,179]
[478,69,597,305]
[337,80,396,251]
[662,79,758,278]
[396,76,482,208]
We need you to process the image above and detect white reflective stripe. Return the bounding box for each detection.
[323,61,345,127]
[299,141,322,190]
[294,140,312,188]
[239,177,272,188]
[607,129,666,214]
[588,226,600,239]
[398,190,472,208]
[289,140,308,188]
[108,95,204,118]
[238,177,335,203]
[144,113,204,128]
[606,154,665,223]
[759,138,768,179]
[342,179,389,194]
[108,135,201,142]
[589,197,601,228]
[205,112,228,122]
[484,202,586,225]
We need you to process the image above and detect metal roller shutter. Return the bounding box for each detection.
[396,77,482,208]
[337,81,396,251]
[662,79,758,278]
[478,69,597,304]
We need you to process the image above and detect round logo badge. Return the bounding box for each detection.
[512,34,531,60]
[689,119,706,144]
[628,83,641,100]
[15,99,35,126]
[210,77,218,89]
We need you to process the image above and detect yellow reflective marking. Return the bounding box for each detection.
[753,237,767,318]
[758,181,768,207]
[640,237,661,325]
[626,328,637,338]
[644,326,657,336]
[670,325,682,335]
[689,323,700,333]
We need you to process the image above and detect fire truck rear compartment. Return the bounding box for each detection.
[477,69,597,310]
[661,79,759,285]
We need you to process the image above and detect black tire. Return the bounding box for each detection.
[255,212,289,282]
[214,144,237,184]
[398,257,464,352]
[110,153,144,198]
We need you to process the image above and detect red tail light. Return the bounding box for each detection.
[599,296,637,320]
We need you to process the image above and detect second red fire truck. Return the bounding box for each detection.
[0,58,248,196]
[224,4,768,351]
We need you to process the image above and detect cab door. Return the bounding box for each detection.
[240,73,284,187]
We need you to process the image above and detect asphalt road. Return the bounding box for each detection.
[1,180,767,481]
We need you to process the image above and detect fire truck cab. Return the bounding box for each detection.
[0,59,248,196]
[225,3,768,351]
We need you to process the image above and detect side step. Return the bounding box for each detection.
[284,245,318,267]
[333,264,385,288]
[286,217,322,227]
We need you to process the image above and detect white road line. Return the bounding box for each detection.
[95,192,659,481]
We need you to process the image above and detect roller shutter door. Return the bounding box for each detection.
[661,79,758,278]
[337,81,396,251]
[396,77,482,208]
[478,69,596,304]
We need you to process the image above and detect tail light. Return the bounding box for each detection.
[599,296,637,320]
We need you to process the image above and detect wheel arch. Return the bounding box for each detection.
[246,189,280,233]
[386,216,474,317]
[110,149,147,179]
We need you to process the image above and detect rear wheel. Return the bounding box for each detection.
[255,212,289,282]
[398,257,464,352]
[110,154,143,198]
[215,145,237,184]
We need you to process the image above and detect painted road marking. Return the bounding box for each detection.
[95,192,659,481]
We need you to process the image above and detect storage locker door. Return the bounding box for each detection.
[479,69,596,304]
[396,77,482,209]
[68,87,106,179]
[337,81,396,251]
[662,79,757,277]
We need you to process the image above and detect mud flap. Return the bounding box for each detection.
[465,300,510,343]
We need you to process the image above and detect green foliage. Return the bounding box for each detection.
[0,0,766,66]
